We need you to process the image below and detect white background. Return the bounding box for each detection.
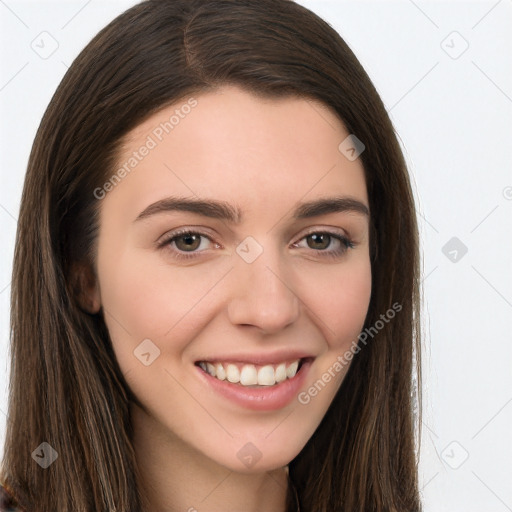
[1,1,511,510]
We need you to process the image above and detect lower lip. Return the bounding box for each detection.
[195,359,313,411]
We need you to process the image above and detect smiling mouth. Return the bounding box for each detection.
[195,358,309,387]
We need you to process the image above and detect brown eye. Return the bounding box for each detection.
[306,233,331,250]
[158,230,218,261]
[174,233,202,251]
[293,231,354,259]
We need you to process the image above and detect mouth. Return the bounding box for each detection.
[195,358,308,387]
[194,356,314,411]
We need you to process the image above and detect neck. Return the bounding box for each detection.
[131,403,289,512]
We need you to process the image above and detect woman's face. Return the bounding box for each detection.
[92,85,371,472]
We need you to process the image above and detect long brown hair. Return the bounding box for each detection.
[1,0,422,510]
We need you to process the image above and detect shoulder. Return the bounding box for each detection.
[0,482,25,512]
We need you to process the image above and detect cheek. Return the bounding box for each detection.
[298,256,372,348]
[293,258,371,425]
[96,247,230,370]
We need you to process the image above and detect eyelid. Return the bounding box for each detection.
[156,226,221,247]
[158,226,350,245]
[290,225,352,244]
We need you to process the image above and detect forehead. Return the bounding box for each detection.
[105,86,368,218]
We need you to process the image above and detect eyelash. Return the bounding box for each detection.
[157,228,355,261]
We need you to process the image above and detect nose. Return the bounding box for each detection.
[227,253,300,334]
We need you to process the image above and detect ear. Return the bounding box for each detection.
[70,261,101,314]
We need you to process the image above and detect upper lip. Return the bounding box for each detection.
[195,350,315,366]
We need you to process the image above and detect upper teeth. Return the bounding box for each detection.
[198,360,300,386]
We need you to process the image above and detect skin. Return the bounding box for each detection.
[83,86,372,512]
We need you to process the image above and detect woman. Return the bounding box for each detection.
[0,0,422,510]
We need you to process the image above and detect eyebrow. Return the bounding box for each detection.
[134,197,242,223]
[133,196,369,223]
[294,197,369,219]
